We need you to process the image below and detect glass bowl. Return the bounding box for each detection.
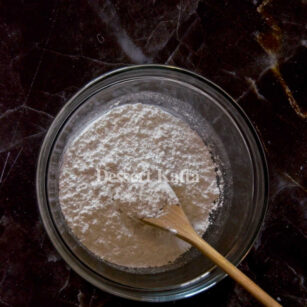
[36,65,268,302]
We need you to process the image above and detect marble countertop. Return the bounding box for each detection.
[0,0,306,306]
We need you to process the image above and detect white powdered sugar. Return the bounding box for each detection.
[59,103,221,268]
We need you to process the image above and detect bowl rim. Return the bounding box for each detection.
[36,64,269,302]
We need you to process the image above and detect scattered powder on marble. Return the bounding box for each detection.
[59,103,221,268]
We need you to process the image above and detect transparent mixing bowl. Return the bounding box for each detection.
[36,65,268,302]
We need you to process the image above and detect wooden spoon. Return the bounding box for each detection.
[142,204,281,307]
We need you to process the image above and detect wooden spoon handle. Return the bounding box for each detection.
[144,205,281,306]
[190,235,281,307]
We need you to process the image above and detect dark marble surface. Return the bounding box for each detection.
[0,0,306,306]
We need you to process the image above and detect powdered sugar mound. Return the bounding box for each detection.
[121,181,179,219]
[59,103,221,268]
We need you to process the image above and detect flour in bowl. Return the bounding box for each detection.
[59,103,221,268]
